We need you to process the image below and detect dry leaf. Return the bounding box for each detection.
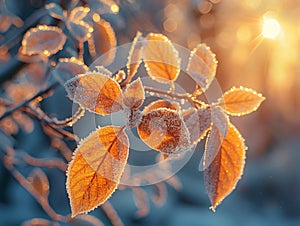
[143,99,180,114]
[221,86,265,116]
[65,72,123,115]
[66,126,129,217]
[22,218,51,226]
[89,19,116,66]
[123,78,145,109]
[126,32,144,83]
[204,123,247,211]
[187,43,217,90]
[137,108,190,154]
[52,57,88,85]
[28,168,50,198]
[21,25,66,56]
[182,107,211,145]
[143,33,180,83]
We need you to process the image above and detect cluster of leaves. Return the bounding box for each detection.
[65,32,265,216]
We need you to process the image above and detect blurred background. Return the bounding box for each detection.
[0,0,300,225]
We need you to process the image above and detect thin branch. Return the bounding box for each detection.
[22,153,67,171]
[101,201,124,226]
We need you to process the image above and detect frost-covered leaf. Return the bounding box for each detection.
[21,25,66,56]
[66,126,129,217]
[211,106,228,138]
[182,107,211,145]
[69,6,90,22]
[67,21,93,42]
[65,72,123,115]
[143,99,180,114]
[45,3,64,20]
[137,108,190,154]
[22,218,51,226]
[53,57,88,85]
[123,78,145,109]
[221,86,265,116]
[187,44,217,90]
[127,32,144,83]
[28,168,49,198]
[89,19,116,66]
[143,33,180,83]
[204,123,247,211]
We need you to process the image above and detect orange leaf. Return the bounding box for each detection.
[21,25,66,56]
[89,19,116,66]
[53,57,88,85]
[204,123,247,211]
[182,107,211,145]
[143,99,180,114]
[65,72,123,115]
[66,126,129,217]
[187,43,217,90]
[221,86,265,116]
[143,33,180,83]
[127,31,144,82]
[28,168,49,198]
[137,108,190,154]
[123,78,145,109]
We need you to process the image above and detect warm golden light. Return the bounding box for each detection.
[262,16,281,39]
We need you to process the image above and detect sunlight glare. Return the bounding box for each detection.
[262,16,281,39]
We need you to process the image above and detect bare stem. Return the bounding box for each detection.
[101,201,124,226]
[22,153,67,171]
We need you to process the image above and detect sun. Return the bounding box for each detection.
[262,16,281,39]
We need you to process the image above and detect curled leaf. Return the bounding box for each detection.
[89,19,116,66]
[66,126,129,217]
[204,123,247,211]
[187,43,217,90]
[220,86,265,116]
[53,57,88,85]
[28,168,49,198]
[21,25,66,56]
[143,33,180,83]
[123,78,145,109]
[126,32,144,83]
[143,99,180,114]
[182,107,211,145]
[65,72,123,115]
[137,108,190,154]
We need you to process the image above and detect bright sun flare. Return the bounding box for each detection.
[262,16,281,39]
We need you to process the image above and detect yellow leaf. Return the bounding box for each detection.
[204,123,247,211]
[65,72,123,115]
[187,43,217,90]
[182,107,211,146]
[127,32,144,83]
[143,99,180,114]
[221,86,265,116]
[21,25,66,56]
[137,108,190,154]
[66,126,129,217]
[123,78,145,109]
[143,33,180,83]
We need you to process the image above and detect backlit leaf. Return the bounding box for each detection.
[28,168,50,198]
[211,106,228,138]
[69,6,90,22]
[221,86,265,116]
[137,108,190,154]
[123,78,145,109]
[143,99,180,114]
[126,32,144,83]
[143,33,180,83]
[21,25,66,56]
[182,107,211,145]
[45,3,64,20]
[89,19,116,66]
[66,126,129,217]
[65,72,123,115]
[204,123,247,211]
[53,57,88,85]
[67,20,93,42]
[187,43,217,90]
